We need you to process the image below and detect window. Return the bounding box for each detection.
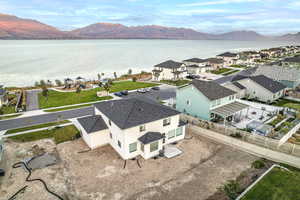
[129,142,137,153]
[186,100,190,105]
[163,118,171,126]
[150,141,159,152]
[118,140,122,148]
[109,120,111,126]
[176,127,183,136]
[168,130,176,139]
[109,132,112,139]
[139,125,146,132]
[141,144,144,152]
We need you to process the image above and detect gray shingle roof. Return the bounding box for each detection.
[187,64,199,68]
[214,74,248,84]
[249,75,286,93]
[283,56,300,63]
[138,132,164,145]
[191,80,236,101]
[253,65,300,82]
[217,52,238,57]
[77,115,108,134]
[94,98,180,129]
[204,58,224,64]
[183,58,206,63]
[154,60,183,69]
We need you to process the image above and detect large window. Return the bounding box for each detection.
[150,141,159,152]
[168,130,176,139]
[163,118,171,126]
[139,125,146,132]
[118,140,122,148]
[129,142,137,153]
[176,127,183,136]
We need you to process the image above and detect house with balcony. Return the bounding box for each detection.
[217,52,239,66]
[183,58,212,74]
[152,60,187,81]
[239,51,261,65]
[176,80,249,122]
[204,58,225,70]
[74,98,186,160]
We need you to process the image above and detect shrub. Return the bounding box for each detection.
[251,159,265,169]
[132,77,137,82]
[220,180,241,200]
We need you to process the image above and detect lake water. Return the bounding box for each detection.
[0,39,298,86]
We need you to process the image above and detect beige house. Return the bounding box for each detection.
[75,98,186,160]
[152,60,188,81]
[183,58,212,74]
[217,52,239,66]
[204,58,225,70]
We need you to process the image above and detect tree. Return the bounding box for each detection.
[34,81,40,87]
[40,80,46,87]
[55,79,62,87]
[113,72,118,79]
[41,86,49,101]
[98,82,103,87]
[103,83,111,93]
[47,80,52,87]
[76,87,81,94]
[97,73,101,81]
[128,69,132,75]
[132,77,137,82]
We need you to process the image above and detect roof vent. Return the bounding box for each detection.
[138,108,144,112]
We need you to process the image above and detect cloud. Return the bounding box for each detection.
[179,0,260,7]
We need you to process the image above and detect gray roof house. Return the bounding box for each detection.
[153,60,187,81]
[75,98,186,160]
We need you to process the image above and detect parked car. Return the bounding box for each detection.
[137,88,147,93]
[114,92,123,97]
[151,86,160,90]
[145,88,151,92]
[121,90,128,95]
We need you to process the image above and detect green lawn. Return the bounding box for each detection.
[210,68,232,75]
[38,81,158,109]
[44,104,93,112]
[0,105,16,114]
[160,80,191,86]
[223,70,240,76]
[241,166,300,200]
[230,64,247,68]
[5,120,70,135]
[0,114,22,121]
[9,125,80,144]
[273,99,300,111]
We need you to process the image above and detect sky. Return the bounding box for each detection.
[0,0,300,35]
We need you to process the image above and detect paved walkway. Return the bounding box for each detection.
[26,90,40,111]
[189,125,300,168]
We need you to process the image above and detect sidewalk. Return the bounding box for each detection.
[189,125,300,168]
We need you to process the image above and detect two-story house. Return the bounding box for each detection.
[152,60,187,81]
[176,80,249,122]
[217,52,239,66]
[75,98,186,160]
[183,58,211,74]
[204,58,225,70]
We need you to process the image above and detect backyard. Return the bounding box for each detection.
[38,81,158,108]
[273,99,300,111]
[210,68,232,75]
[241,165,300,200]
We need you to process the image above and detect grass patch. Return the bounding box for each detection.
[160,80,191,86]
[0,114,22,120]
[39,81,158,109]
[210,68,232,75]
[223,70,240,76]
[273,99,300,111]
[230,64,247,68]
[9,125,79,144]
[0,105,16,114]
[241,166,300,200]
[44,104,93,112]
[5,120,70,134]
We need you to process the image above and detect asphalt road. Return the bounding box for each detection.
[26,90,40,111]
[0,86,177,131]
[0,106,94,131]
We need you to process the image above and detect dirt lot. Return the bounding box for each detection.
[0,130,257,200]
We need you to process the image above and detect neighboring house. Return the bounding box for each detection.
[260,48,284,58]
[183,58,211,74]
[239,51,261,65]
[214,74,286,103]
[281,56,300,68]
[237,75,286,103]
[176,80,249,122]
[75,98,186,160]
[217,52,239,66]
[0,85,7,108]
[204,58,225,70]
[152,60,187,81]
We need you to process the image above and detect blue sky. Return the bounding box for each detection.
[1,0,300,35]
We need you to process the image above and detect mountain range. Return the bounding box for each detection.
[0,13,299,41]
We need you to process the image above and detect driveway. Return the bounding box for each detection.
[0,106,94,131]
[26,90,41,111]
[122,84,177,101]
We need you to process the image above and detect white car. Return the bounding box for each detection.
[137,88,147,93]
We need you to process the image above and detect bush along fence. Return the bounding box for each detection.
[181,114,300,158]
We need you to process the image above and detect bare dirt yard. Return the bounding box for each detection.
[0,130,257,200]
